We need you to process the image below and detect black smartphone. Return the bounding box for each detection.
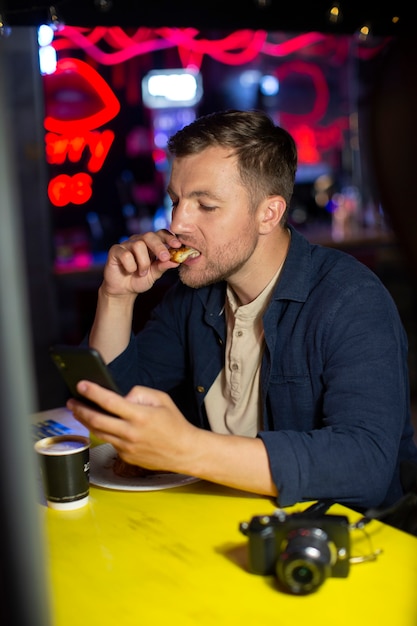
[49,345,121,414]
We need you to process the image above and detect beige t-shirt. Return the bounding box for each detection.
[205,264,284,437]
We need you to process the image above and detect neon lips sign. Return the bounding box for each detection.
[43,58,120,207]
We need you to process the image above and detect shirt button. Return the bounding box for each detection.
[236,330,243,337]
[231,363,239,371]
[196,386,205,393]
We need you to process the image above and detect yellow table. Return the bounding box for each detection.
[35,410,417,626]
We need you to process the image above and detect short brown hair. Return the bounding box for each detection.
[167,109,298,218]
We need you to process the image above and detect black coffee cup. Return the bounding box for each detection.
[34,435,90,510]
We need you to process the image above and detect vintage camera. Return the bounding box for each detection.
[239,510,350,594]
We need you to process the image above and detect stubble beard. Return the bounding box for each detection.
[177,231,259,289]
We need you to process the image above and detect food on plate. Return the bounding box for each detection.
[168,245,200,263]
[112,454,172,478]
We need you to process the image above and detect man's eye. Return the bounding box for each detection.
[199,203,217,211]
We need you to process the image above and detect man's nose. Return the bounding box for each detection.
[170,201,195,233]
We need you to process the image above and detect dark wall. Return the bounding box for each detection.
[5,1,415,36]
[369,37,417,290]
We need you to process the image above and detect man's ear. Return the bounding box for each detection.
[258,196,286,234]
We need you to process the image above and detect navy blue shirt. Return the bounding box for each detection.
[108,226,417,509]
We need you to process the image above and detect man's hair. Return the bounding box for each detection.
[167,109,298,217]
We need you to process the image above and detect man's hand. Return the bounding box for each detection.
[66,381,199,473]
[66,381,277,497]
[87,230,184,362]
[102,229,183,298]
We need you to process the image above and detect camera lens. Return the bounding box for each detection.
[276,527,332,594]
[292,564,314,585]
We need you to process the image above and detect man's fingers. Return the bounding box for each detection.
[125,385,169,407]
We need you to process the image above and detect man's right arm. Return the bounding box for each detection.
[89,286,136,364]
[88,232,183,364]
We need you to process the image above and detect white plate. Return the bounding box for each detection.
[89,444,200,491]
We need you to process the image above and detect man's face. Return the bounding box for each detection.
[167,145,262,289]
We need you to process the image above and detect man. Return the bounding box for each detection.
[68,109,417,510]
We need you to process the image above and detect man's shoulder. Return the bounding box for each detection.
[290,225,381,278]
[278,226,390,308]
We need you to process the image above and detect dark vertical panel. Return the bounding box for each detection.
[0,33,52,626]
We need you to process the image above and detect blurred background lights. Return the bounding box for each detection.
[154,131,169,149]
[38,45,57,75]
[358,24,371,40]
[38,24,57,74]
[148,73,196,101]
[142,69,203,108]
[38,24,54,46]
[260,74,279,96]
[0,12,11,37]
[239,69,261,88]
[327,3,342,24]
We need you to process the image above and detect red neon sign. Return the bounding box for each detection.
[44,58,120,207]
[45,129,115,173]
[44,58,120,133]
[48,173,93,207]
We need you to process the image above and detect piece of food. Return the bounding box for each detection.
[112,454,172,478]
[168,245,200,263]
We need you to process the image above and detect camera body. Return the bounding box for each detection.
[239,511,350,594]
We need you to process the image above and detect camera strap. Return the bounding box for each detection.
[364,492,417,537]
[300,499,336,518]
